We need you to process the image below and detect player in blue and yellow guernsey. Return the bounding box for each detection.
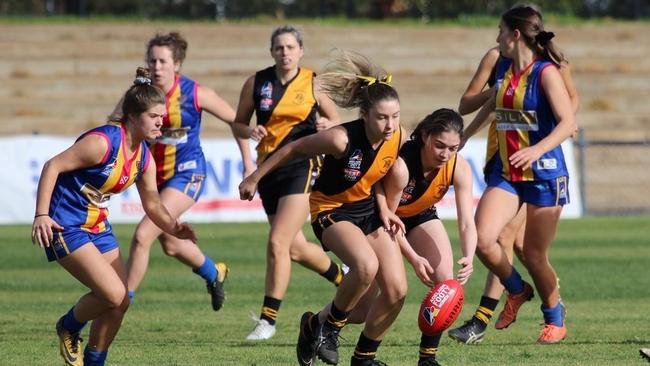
[232,26,343,341]
[240,51,406,366]
[373,109,477,366]
[120,32,252,312]
[31,68,197,366]
[451,37,580,345]
[461,5,577,345]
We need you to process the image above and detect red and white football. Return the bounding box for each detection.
[418,279,464,335]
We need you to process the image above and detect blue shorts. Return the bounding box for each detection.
[44,228,118,262]
[487,172,570,207]
[159,171,206,201]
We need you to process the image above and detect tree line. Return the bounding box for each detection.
[1,0,648,19]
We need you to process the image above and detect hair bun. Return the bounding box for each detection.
[134,76,152,86]
[535,31,555,46]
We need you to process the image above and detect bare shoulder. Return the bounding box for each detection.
[483,47,500,62]
[454,155,473,181]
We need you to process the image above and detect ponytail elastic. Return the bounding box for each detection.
[535,31,555,46]
[134,76,152,86]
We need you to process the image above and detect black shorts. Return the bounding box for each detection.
[401,207,439,234]
[311,199,382,250]
[258,156,321,215]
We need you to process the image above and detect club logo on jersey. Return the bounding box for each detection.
[261,81,273,98]
[380,157,394,174]
[400,179,416,204]
[293,91,305,105]
[100,159,118,177]
[344,149,363,181]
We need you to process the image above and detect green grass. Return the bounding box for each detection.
[1,217,649,365]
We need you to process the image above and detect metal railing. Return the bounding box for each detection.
[575,129,650,215]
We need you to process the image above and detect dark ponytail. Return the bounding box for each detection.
[501,4,565,66]
[410,108,464,147]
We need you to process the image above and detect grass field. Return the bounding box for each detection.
[1,217,649,365]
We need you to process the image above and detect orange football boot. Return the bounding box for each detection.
[495,281,534,330]
[537,323,567,344]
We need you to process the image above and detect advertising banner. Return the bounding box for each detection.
[0,136,581,224]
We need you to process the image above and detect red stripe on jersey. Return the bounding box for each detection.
[501,68,524,181]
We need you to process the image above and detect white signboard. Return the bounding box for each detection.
[0,136,581,224]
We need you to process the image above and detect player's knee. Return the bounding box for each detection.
[522,246,546,268]
[476,235,497,256]
[497,230,515,248]
[384,278,408,305]
[354,257,379,286]
[288,240,307,261]
[131,229,155,251]
[159,235,181,257]
[160,244,178,257]
[267,237,290,260]
[104,285,128,310]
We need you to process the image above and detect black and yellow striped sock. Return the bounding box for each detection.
[472,296,499,327]
[320,261,344,286]
[326,302,349,330]
[418,333,441,363]
[352,332,381,362]
[260,296,281,325]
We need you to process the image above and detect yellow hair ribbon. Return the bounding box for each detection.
[379,74,392,85]
[356,74,392,87]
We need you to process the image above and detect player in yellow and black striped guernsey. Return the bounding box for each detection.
[240,50,406,366]
[232,25,343,341]
[378,109,477,366]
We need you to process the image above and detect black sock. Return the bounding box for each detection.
[326,302,349,329]
[419,333,442,362]
[320,261,344,286]
[260,296,281,325]
[473,296,499,326]
[352,332,381,361]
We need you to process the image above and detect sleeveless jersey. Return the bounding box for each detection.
[485,56,513,170]
[151,74,205,185]
[494,59,568,181]
[395,141,457,218]
[50,122,151,233]
[310,120,401,219]
[253,66,318,166]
